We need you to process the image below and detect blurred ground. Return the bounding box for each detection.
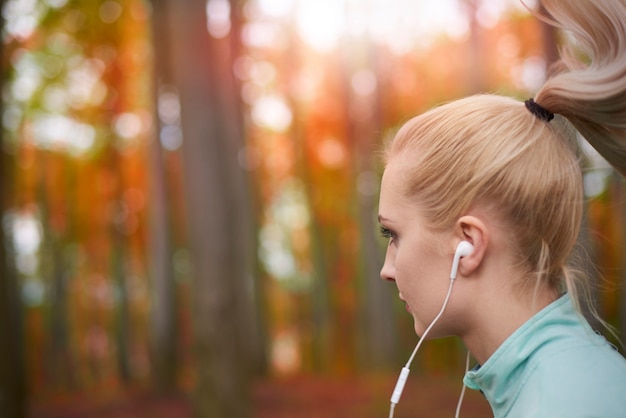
[29,373,492,418]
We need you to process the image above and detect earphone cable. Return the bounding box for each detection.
[388,279,456,418]
[454,350,471,418]
[406,279,455,367]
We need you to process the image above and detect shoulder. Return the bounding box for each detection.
[532,340,626,389]
[515,339,626,417]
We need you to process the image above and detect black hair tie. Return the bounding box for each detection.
[525,98,554,122]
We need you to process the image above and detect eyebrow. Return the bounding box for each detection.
[377,214,390,223]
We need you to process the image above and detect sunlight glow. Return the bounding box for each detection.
[295,0,343,52]
[66,58,107,108]
[6,210,44,305]
[11,50,41,102]
[477,0,508,28]
[253,0,475,53]
[259,179,312,289]
[517,56,546,92]
[3,105,22,132]
[160,125,183,151]
[2,0,42,40]
[113,112,143,139]
[261,235,297,279]
[251,94,292,132]
[251,0,524,54]
[241,21,284,49]
[12,211,41,255]
[371,0,470,53]
[271,330,301,374]
[32,114,96,155]
[206,0,231,38]
[249,60,277,86]
[158,88,181,124]
[257,0,292,17]
[158,87,184,150]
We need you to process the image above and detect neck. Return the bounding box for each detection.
[459,282,559,365]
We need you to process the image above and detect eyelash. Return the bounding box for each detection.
[379,225,395,240]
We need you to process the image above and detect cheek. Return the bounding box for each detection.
[394,251,423,293]
[395,246,448,304]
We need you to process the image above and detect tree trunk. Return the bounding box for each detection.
[228,0,267,377]
[0,167,26,418]
[339,36,397,370]
[0,0,26,410]
[149,0,178,391]
[38,156,74,389]
[0,182,25,418]
[167,0,253,415]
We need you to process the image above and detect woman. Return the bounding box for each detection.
[379,0,626,417]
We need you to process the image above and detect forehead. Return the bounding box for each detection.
[379,161,413,217]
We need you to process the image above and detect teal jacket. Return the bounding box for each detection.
[464,294,626,417]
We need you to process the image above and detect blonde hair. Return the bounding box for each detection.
[383,0,626,312]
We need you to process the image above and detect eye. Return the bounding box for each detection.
[379,225,395,241]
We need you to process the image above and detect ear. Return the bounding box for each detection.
[454,215,488,277]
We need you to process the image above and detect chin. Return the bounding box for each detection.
[413,321,428,338]
[413,320,450,340]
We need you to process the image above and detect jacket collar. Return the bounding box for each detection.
[463,294,578,416]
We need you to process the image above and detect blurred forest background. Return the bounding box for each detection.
[1,0,625,417]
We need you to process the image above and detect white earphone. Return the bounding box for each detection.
[450,241,474,280]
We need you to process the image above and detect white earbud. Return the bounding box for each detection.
[450,241,474,280]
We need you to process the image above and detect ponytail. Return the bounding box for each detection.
[533,0,626,175]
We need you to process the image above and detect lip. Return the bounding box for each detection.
[399,294,410,312]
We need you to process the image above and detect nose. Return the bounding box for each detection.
[380,247,395,282]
